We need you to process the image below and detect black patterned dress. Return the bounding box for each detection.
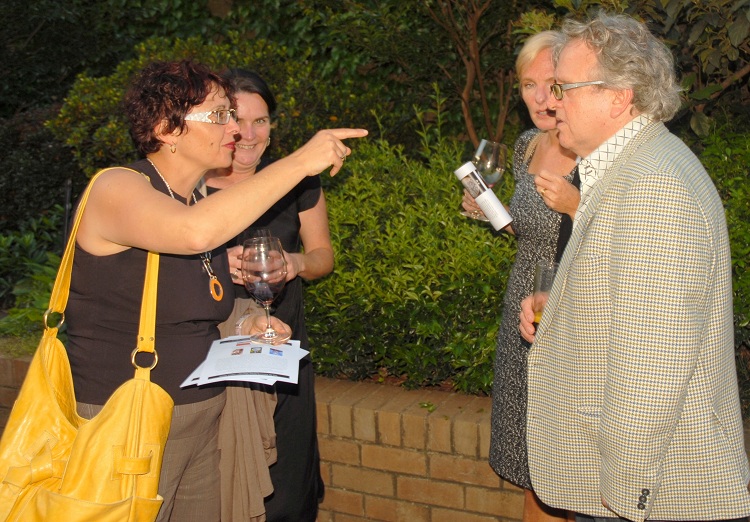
[488,129,577,489]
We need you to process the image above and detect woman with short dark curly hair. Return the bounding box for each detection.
[66,59,366,522]
[125,61,237,156]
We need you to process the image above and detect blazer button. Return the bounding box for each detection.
[637,503,646,510]
[639,495,647,503]
[641,489,650,496]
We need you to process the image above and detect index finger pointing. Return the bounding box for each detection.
[328,128,369,140]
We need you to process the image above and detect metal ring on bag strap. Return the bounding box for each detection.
[131,345,159,370]
[42,309,65,330]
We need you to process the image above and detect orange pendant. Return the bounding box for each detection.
[210,277,224,301]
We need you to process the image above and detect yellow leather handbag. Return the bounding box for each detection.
[0,170,174,521]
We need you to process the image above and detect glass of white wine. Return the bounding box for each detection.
[532,260,558,326]
[460,139,507,221]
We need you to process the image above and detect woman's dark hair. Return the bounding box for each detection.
[124,60,236,156]
[222,68,277,116]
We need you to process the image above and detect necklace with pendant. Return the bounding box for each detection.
[147,159,224,302]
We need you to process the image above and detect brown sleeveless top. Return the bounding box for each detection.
[66,159,233,405]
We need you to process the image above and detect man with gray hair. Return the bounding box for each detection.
[519,11,750,522]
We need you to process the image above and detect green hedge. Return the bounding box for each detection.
[696,125,750,415]
[0,108,85,232]
[0,208,63,333]
[306,136,516,394]
[46,35,384,176]
[699,128,750,327]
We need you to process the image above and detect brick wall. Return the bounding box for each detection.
[314,376,523,521]
[6,353,750,520]
[0,354,523,520]
[0,354,30,431]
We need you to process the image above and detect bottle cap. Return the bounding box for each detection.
[453,161,476,180]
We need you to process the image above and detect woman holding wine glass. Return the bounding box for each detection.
[202,69,332,522]
[461,31,580,522]
[460,139,507,221]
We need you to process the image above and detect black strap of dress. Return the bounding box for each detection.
[554,165,581,263]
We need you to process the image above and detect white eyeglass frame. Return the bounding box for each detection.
[550,80,605,100]
[184,109,237,125]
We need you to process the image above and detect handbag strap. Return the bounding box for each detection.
[133,251,159,368]
[45,168,160,367]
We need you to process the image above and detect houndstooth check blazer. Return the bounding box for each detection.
[526,121,750,522]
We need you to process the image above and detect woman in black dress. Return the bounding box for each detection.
[204,69,330,522]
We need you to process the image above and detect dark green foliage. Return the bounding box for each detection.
[1,0,221,117]
[697,127,750,334]
[633,0,750,135]
[46,35,384,175]
[0,207,63,319]
[291,0,542,145]
[0,108,85,232]
[695,124,750,414]
[0,253,60,338]
[227,0,439,148]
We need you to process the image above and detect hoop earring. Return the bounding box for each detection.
[170,143,177,154]
[266,137,270,146]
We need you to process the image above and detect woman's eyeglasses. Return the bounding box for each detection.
[184,109,237,125]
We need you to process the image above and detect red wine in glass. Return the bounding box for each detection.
[241,236,290,344]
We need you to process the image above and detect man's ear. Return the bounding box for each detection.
[611,87,635,119]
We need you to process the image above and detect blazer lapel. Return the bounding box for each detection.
[534,122,668,340]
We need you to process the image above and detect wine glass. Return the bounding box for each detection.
[236,226,272,248]
[241,236,290,344]
[247,227,271,239]
[460,139,507,221]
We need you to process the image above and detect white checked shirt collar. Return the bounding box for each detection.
[576,113,653,219]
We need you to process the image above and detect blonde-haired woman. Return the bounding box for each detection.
[463,31,578,522]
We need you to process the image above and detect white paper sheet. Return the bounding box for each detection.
[181,336,308,388]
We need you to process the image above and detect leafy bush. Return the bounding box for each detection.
[1,0,226,117]
[0,207,64,310]
[0,208,64,343]
[0,108,86,232]
[305,129,516,394]
[47,35,385,176]
[696,125,750,415]
[698,127,750,332]
[0,253,60,338]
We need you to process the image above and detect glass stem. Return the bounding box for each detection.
[263,304,274,337]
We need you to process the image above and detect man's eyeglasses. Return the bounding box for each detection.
[184,109,237,125]
[550,80,605,100]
